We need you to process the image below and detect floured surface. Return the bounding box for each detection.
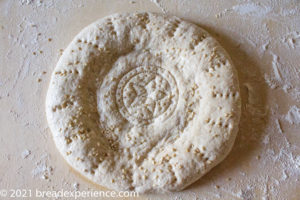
[0,0,299,199]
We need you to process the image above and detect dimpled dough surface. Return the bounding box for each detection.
[46,12,241,193]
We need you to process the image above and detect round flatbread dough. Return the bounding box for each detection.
[46,12,241,193]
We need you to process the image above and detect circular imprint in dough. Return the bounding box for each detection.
[116,66,178,125]
[46,12,241,193]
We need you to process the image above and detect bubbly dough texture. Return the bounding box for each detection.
[46,12,241,193]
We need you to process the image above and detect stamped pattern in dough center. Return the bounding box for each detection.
[116,66,179,124]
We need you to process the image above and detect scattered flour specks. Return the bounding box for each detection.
[73,183,79,190]
[32,154,53,180]
[232,2,271,17]
[150,0,167,13]
[282,31,300,49]
[264,52,300,101]
[275,119,283,134]
[285,105,300,124]
[216,2,273,18]
[237,185,255,200]
[264,74,278,89]
[19,0,33,5]
[262,134,270,145]
[259,40,270,55]
[271,54,283,82]
[21,149,31,159]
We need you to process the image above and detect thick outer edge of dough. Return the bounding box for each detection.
[45,12,241,193]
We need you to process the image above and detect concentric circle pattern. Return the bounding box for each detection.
[116,66,178,124]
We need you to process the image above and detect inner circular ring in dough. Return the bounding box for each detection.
[46,12,241,193]
[115,65,178,125]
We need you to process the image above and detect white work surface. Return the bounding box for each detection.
[1,0,299,199]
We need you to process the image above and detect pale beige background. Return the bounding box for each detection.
[0,0,299,199]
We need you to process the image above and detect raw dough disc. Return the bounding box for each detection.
[46,12,241,193]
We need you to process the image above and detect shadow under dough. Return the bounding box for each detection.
[184,22,269,191]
